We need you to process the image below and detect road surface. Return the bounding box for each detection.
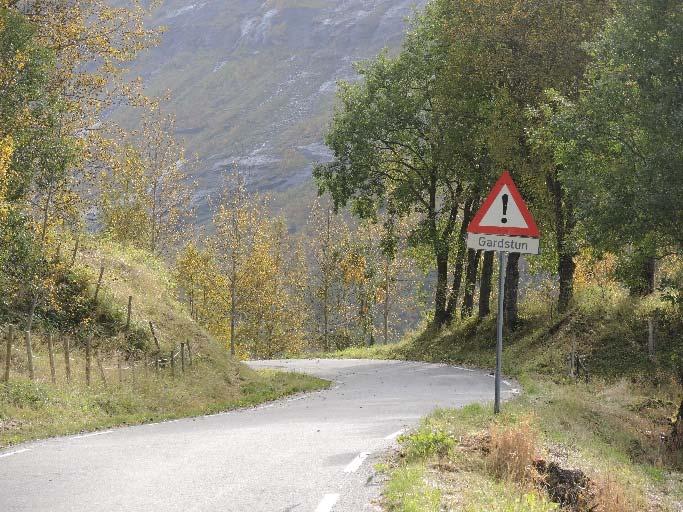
[0,359,516,512]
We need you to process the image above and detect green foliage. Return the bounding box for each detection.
[399,428,455,460]
[534,0,683,260]
[1,381,51,409]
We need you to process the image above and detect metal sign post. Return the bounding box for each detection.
[495,251,507,414]
[466,171,540,415]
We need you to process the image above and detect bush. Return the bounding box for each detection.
[0,380,51,408]
[400,428,455,460]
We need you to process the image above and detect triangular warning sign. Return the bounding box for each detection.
[467,171,539,237]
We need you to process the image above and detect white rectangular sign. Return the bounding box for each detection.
[467,233,539,255]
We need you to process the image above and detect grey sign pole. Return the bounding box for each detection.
[494,251,507,414]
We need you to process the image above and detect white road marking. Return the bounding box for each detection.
[502,380,511,387]
[314,493,339,512]
[0,448,30,459]
[344,451,371,473]
[71,430,114,440]
[384,429,404,441]
[453,366,475,372]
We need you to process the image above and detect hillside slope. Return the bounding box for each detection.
[0,239,327,447]
[116,0,425,221]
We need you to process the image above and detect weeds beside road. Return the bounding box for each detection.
[382,378,681,511]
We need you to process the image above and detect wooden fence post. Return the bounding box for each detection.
[47,332,56,384]
[117,350,123,384]
[126,296,132,331]
[148,322,161,351]
[170,349,175,378]
[69,234,79,268]
[131,352,136,385]
[96,350,107,385]
[94,265,105,303]
[85,335,92,386]
[647,318,656,359]
[180,342,185,373]
[4,326,13,383]
[24,331,34,381]
[63,335,71,383]
[187,341,192,367]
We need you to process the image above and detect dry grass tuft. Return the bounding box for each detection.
[587,473,638,512]
[486,416,540,485]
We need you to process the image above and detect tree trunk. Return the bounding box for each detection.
[26,291,40,333]
[445,198,475,320]
[504,253,521,330]
[667,399,683,453]
[479,251,494,318]
[558,252,575,313]
[383,256,390,344]
[433,249,450,327]
[461,249,482,318]
[151,183,157,254]
[548,170,577,313]
[323,209,331,349]
[322,279,329,350]
[642,256,656,295]
[230,272,236,357]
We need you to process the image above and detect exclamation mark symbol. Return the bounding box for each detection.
[501,194,509,224]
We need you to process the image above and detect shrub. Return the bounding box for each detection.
[400,428,455,460]
[0,380,51,408]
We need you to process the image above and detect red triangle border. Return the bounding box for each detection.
[467,171,540,238]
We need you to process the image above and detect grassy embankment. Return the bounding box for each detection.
[0,240,328,448]
[321,285,683,511]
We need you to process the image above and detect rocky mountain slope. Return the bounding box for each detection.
[122,0,424,217]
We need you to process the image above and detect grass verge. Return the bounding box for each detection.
[380,377,682,511]
[0,367,329,448]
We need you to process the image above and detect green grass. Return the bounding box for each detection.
[384,463,442,512]
[0,368,328,448]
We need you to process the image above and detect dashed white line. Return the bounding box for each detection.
[0,448,30,459]
[314,493,339,512]
[343,451,371,473]
[384,429,404,441]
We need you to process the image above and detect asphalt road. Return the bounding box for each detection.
[0,359,516,512]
